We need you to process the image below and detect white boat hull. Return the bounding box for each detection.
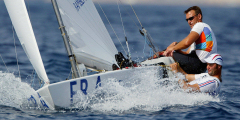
[28,57,175,110]
[29,66,163,109]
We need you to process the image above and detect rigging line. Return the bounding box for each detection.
[30,69,34,86]
[128,1,143,28]
[97,2,128,56]
[143,34,147,58]
[117,0,140,30]
[12,26,21,79]
[117,1,132,62]
[118,0,158,54]
[0,54,9,72]
[117,1,127,37]
[40,77,44,88]
[32,70,36,88]
[67,69,72,80]
[146,31,159,52]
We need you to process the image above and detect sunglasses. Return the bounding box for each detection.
[186,14,198,22]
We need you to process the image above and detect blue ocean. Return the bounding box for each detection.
[0,1,240,119]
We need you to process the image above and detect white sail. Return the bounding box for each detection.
[4,0,50,84]
[55,0,118,71]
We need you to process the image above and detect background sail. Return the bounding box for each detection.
[55,0,118,71]
[4,0,50,84]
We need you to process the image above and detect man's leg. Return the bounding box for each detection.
[172,51,207,74]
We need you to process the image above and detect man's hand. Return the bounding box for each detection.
[178,79,200,92]
[163,47,174,57]
[169,42,178,47]
[163,42,177,57]
[148,51,164,60]
[169,62,187,75]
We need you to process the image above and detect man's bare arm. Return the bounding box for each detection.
[163,31,199,56]
[172,31,199,51]
[170,63,196,82]
[185,74,196,82]
[178,79,200,92]
[176,47,192,54]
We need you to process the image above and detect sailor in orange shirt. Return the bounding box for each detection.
[162,6,217,74]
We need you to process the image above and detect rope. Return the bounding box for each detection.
[142,29,159,59]
[158,62,180,71]
[30,69,44,88]
[40,77,44,88]
[12,26,21,79]
[143,33,154,58]
[120,60,125,68]
[117,1,132,63]
[0,54,9,72]
[149,48,153,57]
[128,2,143,28]
[117,0,141,30]
[143,34,147,58]
[85,67,106,73]
[97,2,128,56]
[89,69,105,73]
[67,69,72,80]
[117,1,127,37]
[31,70,36,88]
[159,65,171,71]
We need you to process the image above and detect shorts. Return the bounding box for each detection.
[173,51,207,74]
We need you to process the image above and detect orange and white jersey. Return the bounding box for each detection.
[191,22,217,63]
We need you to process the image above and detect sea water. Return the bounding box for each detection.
[0,1,240,119]
[0,66,219,118]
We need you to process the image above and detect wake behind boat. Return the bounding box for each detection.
[3,0,175,110]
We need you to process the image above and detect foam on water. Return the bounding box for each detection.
[0,71,36,109]
[0,67,220,113]
[72,67,220,113]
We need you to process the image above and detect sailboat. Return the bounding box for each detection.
[4,0,174,110]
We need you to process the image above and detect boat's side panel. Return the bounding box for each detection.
[37,86,55,109]
[37,66,161,109]
[48,75,99,107]
[141,57,175,78]
[28,85,55,109]
[48,68,134,108]
[141,57,175,65]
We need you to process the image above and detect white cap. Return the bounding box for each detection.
[204,53,223,65]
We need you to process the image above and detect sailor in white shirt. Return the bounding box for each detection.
[162,6,218,74]
[170,53,223,96]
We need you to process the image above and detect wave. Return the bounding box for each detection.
[69,68,220,113]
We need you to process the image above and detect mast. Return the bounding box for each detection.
[51,0,80,78]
